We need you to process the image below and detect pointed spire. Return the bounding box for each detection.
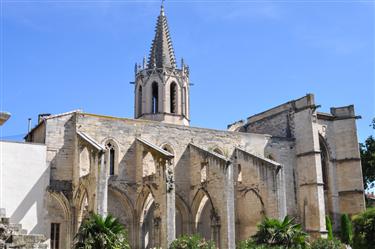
[147,3,177,69]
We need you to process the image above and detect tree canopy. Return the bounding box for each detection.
[360,118,375,190]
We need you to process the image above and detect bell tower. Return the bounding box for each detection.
[134,4,190,126]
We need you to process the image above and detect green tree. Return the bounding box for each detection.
[252,216,308,248]
[325,215,333,241]
[352,208,375,249]
[359,118,375,191]
[340,213,353,245]
[74,213,130,249]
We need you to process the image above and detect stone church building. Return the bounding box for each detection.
[24,5,365,249]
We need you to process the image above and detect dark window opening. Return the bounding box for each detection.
[138,85,143,117]
[170,82,177,114]
[152,82,158,114]
[50,223,60,249]
[320,140,329,190]
[183,87,187,116]
[109,148,115,176]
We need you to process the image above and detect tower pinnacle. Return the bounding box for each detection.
[161,0,165,16]
[147,2,176,69]
[135,4,190,126]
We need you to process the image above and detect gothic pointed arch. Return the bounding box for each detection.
[182,86,187,116]
[76,190,89,230]
[319,134,333,217]
[191,189,217,241]
[137,85,143,118]
[136,186,157,249]
[47,191,72,249]
[236,188,265,240]
[170,81,178,114]
[102,138,120,176]
[151,82,159,114]
[108,187,135,246]
[319,135,330,191]
[175,194,190,237]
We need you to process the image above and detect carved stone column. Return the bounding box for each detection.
[96,151,108,216]
[166,159,176,247]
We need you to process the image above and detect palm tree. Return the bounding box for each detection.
[74,213,130,249]
[252,216,308,248]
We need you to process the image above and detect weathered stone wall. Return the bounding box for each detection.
[229,94,365,236]
[265,138,297,217]
[245,110,292,138]
[30,110,284,249]
[234,149,283,241]
[44,113,77,182]
[317,106,365,218]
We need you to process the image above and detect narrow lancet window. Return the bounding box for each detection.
[106,142,116,176]
[50,223,60,249]
[138,85,143,117]
[183,87,187,116]
[170,82,177,114]
[109,147,115,176]
[320,140,329,190]
[152,82,158,113]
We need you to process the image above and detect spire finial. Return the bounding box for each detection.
[161,0,165,16]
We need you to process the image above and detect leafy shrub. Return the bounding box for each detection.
[237,239,302,248]
[352,207,375,249]
[340,213,353,245]
[74,213,130,249]
[325,216,333,240]
[169,234,215,249]
[252,216,308,248]
[310,238,345,249]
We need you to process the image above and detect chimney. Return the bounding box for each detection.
[38,113,51,123]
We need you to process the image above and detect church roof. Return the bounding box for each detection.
[147,4,177,69]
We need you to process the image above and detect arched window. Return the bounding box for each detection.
[183,87,187,116]
[319,138,329,190]
[138,85,143,117]
[170,82,177,114]
[106,142,116,176]
[152,82,158,114]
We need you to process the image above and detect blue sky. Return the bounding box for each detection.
[0,0,374,142]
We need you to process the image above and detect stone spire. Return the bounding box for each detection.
[147,4,176,69]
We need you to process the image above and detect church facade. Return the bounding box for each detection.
[25,5,365,249]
